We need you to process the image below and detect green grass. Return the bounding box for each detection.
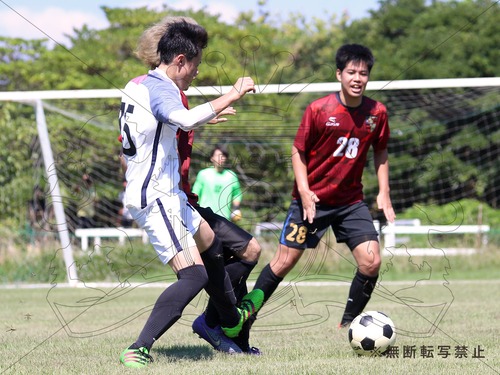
[2,233,499,284]
[1,233,498,374]
[1,280,499,375]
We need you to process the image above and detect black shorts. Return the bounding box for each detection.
[195,206,252,257]
[279,200,378,251]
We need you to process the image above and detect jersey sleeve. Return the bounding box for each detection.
[169,103,216,130]
[293,104,314,153]
[148,79,185,123]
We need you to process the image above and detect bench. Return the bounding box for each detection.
[254,222,284,237]
[255,220,490,256]
[75,227,148,251]
[254,219,422,238]
[376,221,490,256]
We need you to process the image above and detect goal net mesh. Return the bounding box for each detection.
[1,80,498,252]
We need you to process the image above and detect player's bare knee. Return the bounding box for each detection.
[367,258,381,275]
[237,237,261,262]
[246,238,261,262]
[358,257,381,276]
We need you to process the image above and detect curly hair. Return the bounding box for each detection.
[135,16,198,69]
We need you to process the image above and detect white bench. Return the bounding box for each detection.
[255,220,490,256]
[254,222,284,237]
[254,219,421,238]
[375,221,490,256]
[75,227,148,251]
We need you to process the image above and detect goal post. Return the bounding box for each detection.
[34,99,78,284]
[1,77,499,101]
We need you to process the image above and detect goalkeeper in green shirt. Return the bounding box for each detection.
[193,145,243,222]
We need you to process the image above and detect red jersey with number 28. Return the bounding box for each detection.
[292,92,390,207]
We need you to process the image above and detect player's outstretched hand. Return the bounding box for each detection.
[210,77,254,118]
[231,77,255,99]
[208,106,236,124]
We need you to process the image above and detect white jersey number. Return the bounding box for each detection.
[119,102,137,157]
[333,137,359,159]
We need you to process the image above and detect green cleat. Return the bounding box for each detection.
[240,289,265,315]
[120,346,154,368]
[222,289,264,338]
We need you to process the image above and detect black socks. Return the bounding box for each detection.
[204,258,257,328]
[201,237,239,328]
[253,263,284,304]
[340,270,378,325]
[132,264,208,350]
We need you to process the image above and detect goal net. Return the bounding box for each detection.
[0,77,498,283]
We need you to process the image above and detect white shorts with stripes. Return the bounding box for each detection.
[129,191,201,264]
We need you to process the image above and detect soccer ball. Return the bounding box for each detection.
[230,209,242,222]
[348,311,396,356]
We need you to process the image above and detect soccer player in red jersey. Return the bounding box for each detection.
[251,43,396,328]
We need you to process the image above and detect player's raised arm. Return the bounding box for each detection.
[168,78,254,131]
[209,77,255,114]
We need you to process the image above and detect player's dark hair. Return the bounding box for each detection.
[157,20,208,64]
[335,44,374,72]
[211,144,229,158]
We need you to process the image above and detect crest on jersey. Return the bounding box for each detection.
[365,115,378,132]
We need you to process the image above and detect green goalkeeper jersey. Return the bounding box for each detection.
[192,167,242,220]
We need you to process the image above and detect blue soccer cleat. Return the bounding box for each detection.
[192,313,243,354]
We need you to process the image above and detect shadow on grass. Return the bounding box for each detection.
[155,344,215,362]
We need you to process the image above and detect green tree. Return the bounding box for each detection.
[346,0,500,80]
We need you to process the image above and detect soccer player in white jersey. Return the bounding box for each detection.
[134,16,264,355]
[118,20,262,368]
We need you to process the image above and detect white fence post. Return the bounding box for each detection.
[384,221,396,250]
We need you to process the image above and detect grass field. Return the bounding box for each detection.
[1,278,499,375]
[1,233,498,374]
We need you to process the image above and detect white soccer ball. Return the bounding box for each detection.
[230,209,242,222]
[348,311,396,356]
